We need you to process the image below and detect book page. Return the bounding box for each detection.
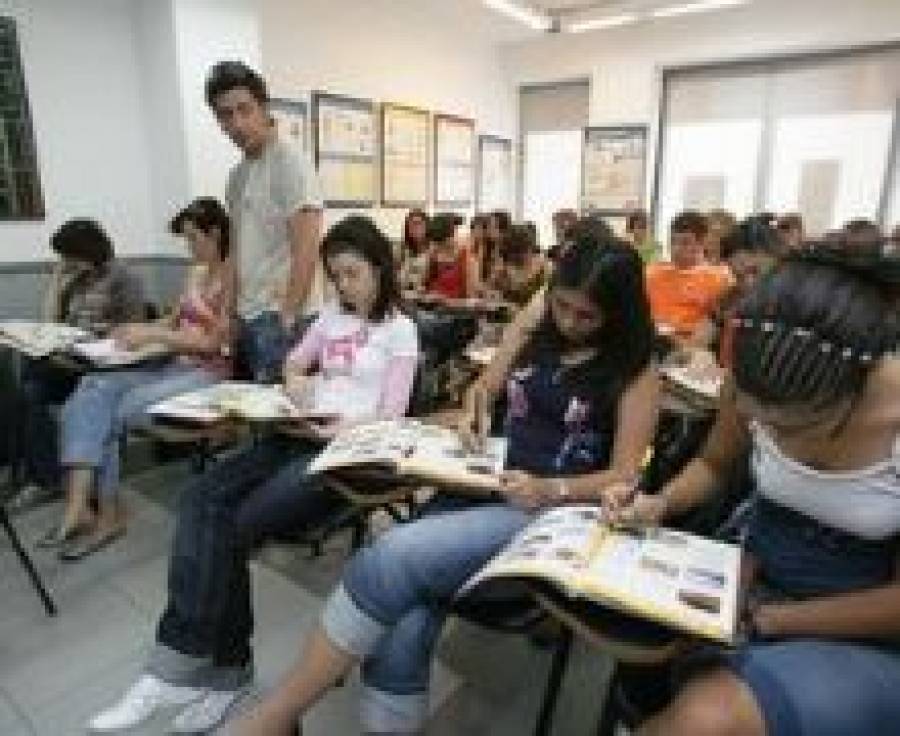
[463,505,740,643]
[580,527,740,643]
[0,320,90,358]
[149,382,308,423]
[461,505,604,596]
[308,419,507,490]
[70,338,169,367]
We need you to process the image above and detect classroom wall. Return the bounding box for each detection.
[0,0,157,262]
[499,0,900,208]
[258,0,518,238]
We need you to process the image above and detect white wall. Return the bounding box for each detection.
[258,0,517,238]
[171,0,262,202]
[500,0,900,207]
[0,0,157,261]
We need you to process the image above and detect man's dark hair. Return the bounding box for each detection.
[170,197,231,260]
[205,60,268,110]
[670,210,708,239]
[322,215,401,321]
[626,210,649,234]
[50,218,114,267]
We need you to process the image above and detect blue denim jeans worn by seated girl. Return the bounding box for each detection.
[693,497,900,736]
[320,497,532,733]
[59,362,217,499]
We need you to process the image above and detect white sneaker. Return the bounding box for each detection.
[88,674,207,732]
[170,688,247,733]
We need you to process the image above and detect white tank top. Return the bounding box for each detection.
[751,422,900,541]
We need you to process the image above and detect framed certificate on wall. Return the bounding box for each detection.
[581,125,648,214]
[312,91,377,207]
[269,97,308,155]
[434,113,475,208]
[381,103,430,207]
[478,135,513,213]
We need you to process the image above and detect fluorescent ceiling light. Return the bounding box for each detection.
[652,0,748,19]
[482,0,552,31]
[566,13,639,33]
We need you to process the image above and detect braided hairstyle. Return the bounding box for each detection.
[731,242,899,415]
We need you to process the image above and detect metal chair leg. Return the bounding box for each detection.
[0,506,56,616]
[533,627,573,736]
[596,664,621,736]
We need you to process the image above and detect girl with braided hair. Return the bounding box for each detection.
[614,246,900,736]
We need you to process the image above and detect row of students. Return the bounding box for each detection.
[221,230,898,736]
[36,199,234,559]
[90,217,658,733]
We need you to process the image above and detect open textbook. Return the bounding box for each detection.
[463,505,741,644]
[308,419,507,493]
[69,338,170,368]
[148,381,320,423]
[0,320,91,358]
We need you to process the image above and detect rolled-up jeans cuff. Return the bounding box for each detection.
[360,684,428,734]
[322,584,386,659]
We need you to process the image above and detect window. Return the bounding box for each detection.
[656,46,900,240]
[519,80,589,248]
[0,18,44,220]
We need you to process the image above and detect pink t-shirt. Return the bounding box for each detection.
[286,304,419,421]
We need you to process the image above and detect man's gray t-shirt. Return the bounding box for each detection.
[227,137,323,319]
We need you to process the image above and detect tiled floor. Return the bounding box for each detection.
[0,452,613,735]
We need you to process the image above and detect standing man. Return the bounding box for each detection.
[206,60,323,382]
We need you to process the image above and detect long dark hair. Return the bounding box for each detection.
[402,209,429,259]
[520,219,654,396]
[322,215,401,321]
[732,245,899,413]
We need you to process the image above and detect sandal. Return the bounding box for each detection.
[58,526,125,562]
[35,522,89,549]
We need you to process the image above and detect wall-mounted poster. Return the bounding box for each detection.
[312,91,377,207]
[269,97,308,156]
[478,135,513,213]
[581,125,648,214]
[434,113,475,207]
[381,103,430,207]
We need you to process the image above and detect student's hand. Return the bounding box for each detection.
[605,492,667,528]
[112,323,154,349]
[499,470,551,510]
[284,371,311,409]
[600,478,639,515]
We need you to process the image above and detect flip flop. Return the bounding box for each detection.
[58,527,125,562]
[35,522,90,549]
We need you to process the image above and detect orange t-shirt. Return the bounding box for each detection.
[645,262,734,337]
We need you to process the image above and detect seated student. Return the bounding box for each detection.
[89,215,419,734]
[483,208,512,282]
[646,211,734,347]
[698,215,781,366]
[626,209,662,264]
[37,199,234,559]
[228,223,660,735]
[843,218,883,255]
[10,219,145,512]
[467,213,492,284]
[398,208,430,292]
[423,212,478,300]
[775,212,804,256]
[613,249,900,736]
[493,222,550,306]
[704,209,737,266]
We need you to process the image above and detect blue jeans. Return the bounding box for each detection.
[235,312,290,383]
[59,362,216,498]
[321,498,531,732]
[684,497,900,736]
[19,357,80,488]
[150,435,344,691]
